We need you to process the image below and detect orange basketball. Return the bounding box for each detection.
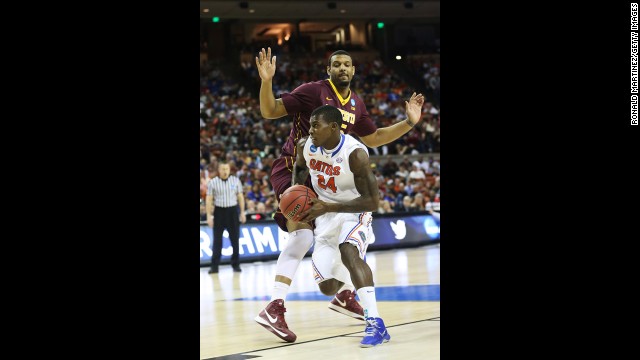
[279,185,317,222]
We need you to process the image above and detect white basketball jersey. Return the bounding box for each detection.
[302,134,369,204]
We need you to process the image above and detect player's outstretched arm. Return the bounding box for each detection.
[359,92,424,148]
[255,47,288,119]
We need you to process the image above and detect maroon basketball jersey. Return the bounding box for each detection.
[279,79,377,158]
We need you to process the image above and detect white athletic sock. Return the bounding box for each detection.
[271,281,290,302]
[356,286,380,318]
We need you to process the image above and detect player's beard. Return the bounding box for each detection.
[332,73,351,88]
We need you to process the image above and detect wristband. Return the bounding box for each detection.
[405,118,416,127]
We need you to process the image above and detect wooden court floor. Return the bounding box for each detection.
[200,243,440,360]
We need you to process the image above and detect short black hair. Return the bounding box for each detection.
[311,105,342,127]
[328,50,352,65]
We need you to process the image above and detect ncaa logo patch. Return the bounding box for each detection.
[351,99,356,106]
[310,144,317,152]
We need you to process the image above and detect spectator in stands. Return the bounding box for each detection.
[200,199,208,221]
[256,201,267,214]
[378,197,394,214]
[400,195,413,212]
[424,117,438,153]
[408,164,427,181]
[246,199,258,215]
[247,183,268,207]
[429,156,440,174]
[412,156,431,174]
[395,164,409,182]
[403,180,415,197]
[410,193,427,212]
[381,156,399,178]
[399,156,413,170]
[200,172,209,201]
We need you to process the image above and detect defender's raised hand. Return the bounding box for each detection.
[405,92,425,127]
[255,47,277,82]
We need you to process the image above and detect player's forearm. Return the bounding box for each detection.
[292,164,309,186]
[325,196,378,213]
[259,80,279,119]
[361,119,414,147]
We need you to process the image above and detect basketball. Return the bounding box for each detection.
[279,185,317,222]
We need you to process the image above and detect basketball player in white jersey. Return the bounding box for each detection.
[293,105,392,347]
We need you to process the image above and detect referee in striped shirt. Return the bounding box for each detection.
[206,160,246,273]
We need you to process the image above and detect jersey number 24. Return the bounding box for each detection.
[317,175,337,193]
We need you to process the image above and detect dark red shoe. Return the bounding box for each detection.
[328,290,365,321]
[254,299,297,342]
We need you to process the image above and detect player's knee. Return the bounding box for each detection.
[318,279,342,296]
[281,229,314,260]
[280,242,308,260]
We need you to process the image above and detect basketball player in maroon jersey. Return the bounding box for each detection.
[254,47,424,342]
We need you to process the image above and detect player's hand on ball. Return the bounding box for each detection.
[297,198,328,223]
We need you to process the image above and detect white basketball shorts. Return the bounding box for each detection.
[311,212,373,284]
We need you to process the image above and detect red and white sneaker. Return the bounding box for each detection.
[328,290,365,321]
[254,299,297,342]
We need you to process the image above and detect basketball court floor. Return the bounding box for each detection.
[200,243,440,360]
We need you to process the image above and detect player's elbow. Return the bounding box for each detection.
[359,137,374,148]
[260,108,274,119]
[261,104,286,119]
[361,134,382,148]
[363,197,379,212]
